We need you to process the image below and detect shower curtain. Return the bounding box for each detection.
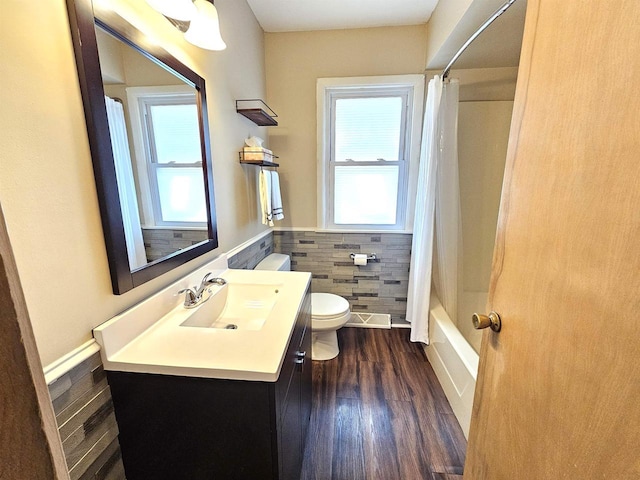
[104,96,147,270]
[434,79,461,324]
[407,77,461,343]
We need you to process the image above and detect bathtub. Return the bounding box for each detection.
[424,293,479,439]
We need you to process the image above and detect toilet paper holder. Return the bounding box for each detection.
[350,252,377,261]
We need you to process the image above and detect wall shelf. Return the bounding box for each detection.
[239,151,279,167]
[236,99,278,126]
[239,160,279,167]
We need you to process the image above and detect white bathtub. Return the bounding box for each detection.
[424,293,479,439]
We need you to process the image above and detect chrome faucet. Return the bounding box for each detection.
[196,272,227,298]
[179,272,227,308]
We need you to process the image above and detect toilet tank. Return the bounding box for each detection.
[254,253,291,271]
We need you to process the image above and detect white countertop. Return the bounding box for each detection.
[94,256,311,382]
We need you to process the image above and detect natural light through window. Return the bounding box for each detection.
[156,169,207,223]
[334,165,399,224]
[150,104,202,164]
[334,97,403,162]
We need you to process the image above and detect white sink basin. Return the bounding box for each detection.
[180,283,283,331]
[92,256,312,382]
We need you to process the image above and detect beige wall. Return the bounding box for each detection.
[445,67,517,353]
[0,0,269,365]
[425,0,473,67]
[459,100,513,291]
[264,25,428,228]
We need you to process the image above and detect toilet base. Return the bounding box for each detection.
[311,331,340,361]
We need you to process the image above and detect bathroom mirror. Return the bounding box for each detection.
[66,0,218,294]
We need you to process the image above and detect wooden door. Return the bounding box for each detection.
[465,1,640,478]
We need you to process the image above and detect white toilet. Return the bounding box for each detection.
[254,253,351,361]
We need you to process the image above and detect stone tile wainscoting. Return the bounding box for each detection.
[274,230,412,325]
[142,228,209,262]
[227,231,274,270]
[47,351,126,480]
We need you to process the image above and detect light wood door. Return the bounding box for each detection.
[465,1,640,478]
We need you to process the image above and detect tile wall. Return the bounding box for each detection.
[47,351,125,480]
[274,231,412,325]
[227,232,274,270]
[142,229,209,262]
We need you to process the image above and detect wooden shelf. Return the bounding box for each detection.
[239,151,279,167]
[236,99,278,126]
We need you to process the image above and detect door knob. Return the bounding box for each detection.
[472,312,502,332]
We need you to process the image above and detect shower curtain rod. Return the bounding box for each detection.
[441,0,520,79]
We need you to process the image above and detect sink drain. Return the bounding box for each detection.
[224,324,238,330]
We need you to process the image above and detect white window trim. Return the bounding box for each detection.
[126,84,206,229]
[316,75,425,232]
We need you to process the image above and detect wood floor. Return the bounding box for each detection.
[300,327,467,480]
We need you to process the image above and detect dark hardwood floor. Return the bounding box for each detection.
[300,327,467,480]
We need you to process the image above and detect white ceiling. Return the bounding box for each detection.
[245,0,439,33]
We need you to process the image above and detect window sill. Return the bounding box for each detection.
[273,226,412,235]
[141,226,207,231]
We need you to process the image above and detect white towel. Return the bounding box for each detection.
[270,171,284,221]
[259,169,273,226]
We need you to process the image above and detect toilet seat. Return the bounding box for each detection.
[311,293,350,320]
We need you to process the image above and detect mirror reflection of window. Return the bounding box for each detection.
[139,94,207,227]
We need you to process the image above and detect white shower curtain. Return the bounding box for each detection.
[407,76,443,343]
[433,79,461,324]
[407,77,461,343]
[104,96,147,270]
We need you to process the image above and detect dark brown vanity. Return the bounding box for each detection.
[106,290,311,480]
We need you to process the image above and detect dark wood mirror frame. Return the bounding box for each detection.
[66,0,218,294]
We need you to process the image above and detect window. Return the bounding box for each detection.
[126,85,207,229]
[318,76,424,231]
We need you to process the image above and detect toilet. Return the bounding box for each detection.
[255,253,351,361]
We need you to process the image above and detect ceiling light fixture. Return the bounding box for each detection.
[146,0,197,22]
[147,0,226,51]
[184,0,227,51]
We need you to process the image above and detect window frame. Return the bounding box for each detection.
[317,75,425,232]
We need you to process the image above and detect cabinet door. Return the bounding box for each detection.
[279,291,311,480]
[280,371,302,480]
[299,317,312,446]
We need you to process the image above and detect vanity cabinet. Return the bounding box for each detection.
[106,290,311,480]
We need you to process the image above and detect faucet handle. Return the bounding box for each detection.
[178,288,198,307]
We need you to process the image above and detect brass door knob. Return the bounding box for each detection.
[472,312,502,332]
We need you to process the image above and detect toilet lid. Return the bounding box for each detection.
[312,293,350,319]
